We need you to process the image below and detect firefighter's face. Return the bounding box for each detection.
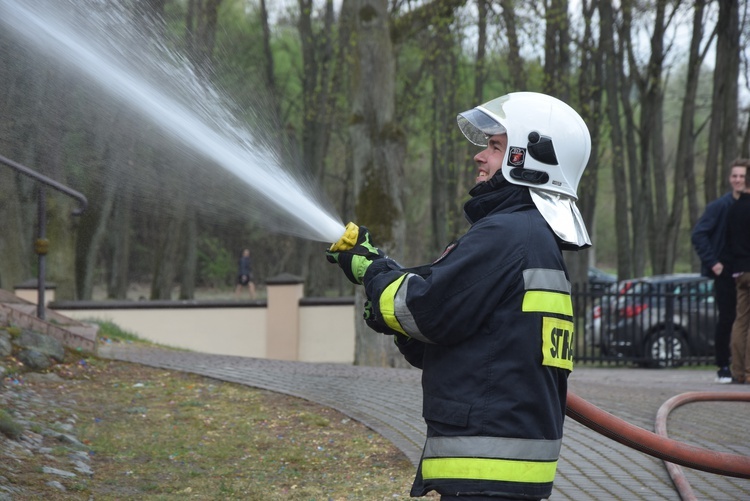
[729,165,747,197]
[474,133,507,184]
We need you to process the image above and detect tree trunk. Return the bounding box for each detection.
[568,0,603,287]
[179,207,198,299]
[667,0,708,273]
[619,0,644,278]
[430,18,459,255]
[500,0,526,90]
[296,0,340,296]
[543,0,570,100]
[149,154,186,300]
[643,0,667,275]
[108,192,133,299]
[185,0,223,70]
[705,0,740,202]
[0,171,30,290]
[600,0,632,279]
[342,0,407,367]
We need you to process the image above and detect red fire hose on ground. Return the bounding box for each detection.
[566,391,750,499]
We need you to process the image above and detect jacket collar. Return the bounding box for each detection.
[464,172,534,224]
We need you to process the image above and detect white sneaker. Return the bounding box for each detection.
[716,367,732,384]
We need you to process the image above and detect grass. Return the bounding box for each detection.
[0,409,24,440]
[0,338,423,500]
[94,319,147,343]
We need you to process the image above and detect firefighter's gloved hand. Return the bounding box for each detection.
[364,299,404,336]
[326,225,384,285]
[327,253,374,285]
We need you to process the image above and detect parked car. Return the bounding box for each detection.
[587,267,617,293]
[599,274,715,367]
[584,276,627,347]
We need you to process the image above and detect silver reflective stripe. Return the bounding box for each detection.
[523,268,570,293]
[424,436,562,461]
[393,275,434,344]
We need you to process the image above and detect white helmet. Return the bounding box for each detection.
[457,92,592,248]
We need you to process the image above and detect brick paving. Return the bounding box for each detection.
[100,344,750,500]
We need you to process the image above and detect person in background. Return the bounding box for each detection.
[328,92,591,500]
[726,161,750,384]
[235,248,256,299]
[691,159,748,383]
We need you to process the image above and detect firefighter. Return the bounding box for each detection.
[327,92,591,500]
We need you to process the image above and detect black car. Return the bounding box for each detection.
[600,274,715,367]
[587,266,617,293]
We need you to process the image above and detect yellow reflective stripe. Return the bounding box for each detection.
[422,457,557,483]
[542,317,574,371]
[522,291,573,316]
[380,275,408,336]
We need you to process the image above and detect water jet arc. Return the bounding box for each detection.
[0,0,344,243]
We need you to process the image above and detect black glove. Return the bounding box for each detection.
[363,299,403,336]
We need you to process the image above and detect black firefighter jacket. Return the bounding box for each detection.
[362,180,573,499]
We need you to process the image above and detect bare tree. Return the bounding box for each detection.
[341,0,407,366]
[341,0,466,366]
[639,0,669,275]
[500,0,527,90]
[600,0,633,279]
[667,0,711,272]
[543,0,571,101]
[569,0,603,287]
[429,13,460,254]
[185,0,223,69]
[704,0,741,202]
[296,0,343,296]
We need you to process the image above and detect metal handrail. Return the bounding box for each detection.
[0,153,88,319]
[0,153,87,214]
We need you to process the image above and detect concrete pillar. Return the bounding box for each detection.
[265,273,304,360]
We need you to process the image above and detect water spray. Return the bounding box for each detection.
[0,0,344,243]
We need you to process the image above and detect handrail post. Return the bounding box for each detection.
[37,186,47,319]
[0,153,87,318]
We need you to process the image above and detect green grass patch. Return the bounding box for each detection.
[90,319,144,343]
[63,361,417,499]
[0,409,24,440]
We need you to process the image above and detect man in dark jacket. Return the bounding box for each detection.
[328,92,591,500]
[726,161,750,384]
[691,159,749,383]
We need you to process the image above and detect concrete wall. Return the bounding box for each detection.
[48,275,356,364]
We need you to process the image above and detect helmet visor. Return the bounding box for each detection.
[457,108,506,146]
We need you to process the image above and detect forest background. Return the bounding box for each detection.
[1,0,749,307]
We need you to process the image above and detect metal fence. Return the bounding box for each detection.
[572,280,716,367]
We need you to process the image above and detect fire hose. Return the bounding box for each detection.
[566,391,750,498]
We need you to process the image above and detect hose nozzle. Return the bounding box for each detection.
[329,222,359,252]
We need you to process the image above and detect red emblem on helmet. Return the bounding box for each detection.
[508,147,526,167]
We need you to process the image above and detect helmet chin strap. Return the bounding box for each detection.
[529,189,591,250]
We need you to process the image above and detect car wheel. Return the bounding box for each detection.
[644,329,689,368]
